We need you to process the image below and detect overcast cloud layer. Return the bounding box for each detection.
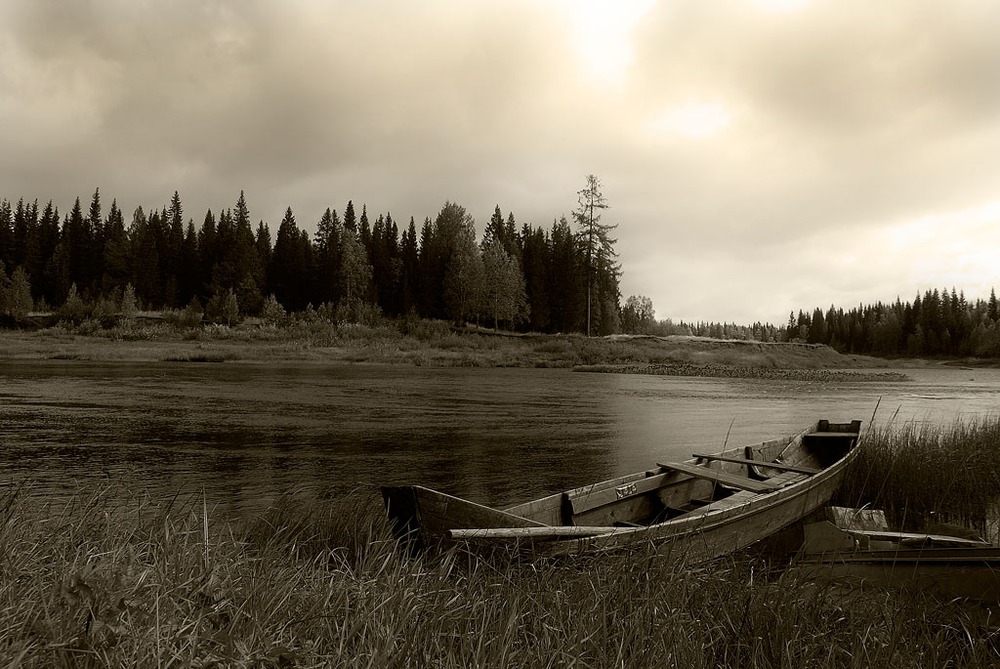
[2,0,999,324]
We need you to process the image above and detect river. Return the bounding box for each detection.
[1,361,997,515]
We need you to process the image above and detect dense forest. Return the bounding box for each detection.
[645,291,1000,359]
[3,184,999,359]
[0,177,630,335]
[782,289,1000,358]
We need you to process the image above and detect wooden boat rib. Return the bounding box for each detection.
[382,419,862,560]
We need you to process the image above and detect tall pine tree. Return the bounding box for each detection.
[573,175,620,336]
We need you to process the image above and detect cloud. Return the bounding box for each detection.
[2,0,999,324]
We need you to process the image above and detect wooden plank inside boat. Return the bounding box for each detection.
[656,461,782,493]
[383,418,863,559]
[568,472,672,515]
[691,454,820,475]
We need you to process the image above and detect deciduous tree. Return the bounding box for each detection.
[443,221,484,326]
[622,295,655,334]
[481,239,527,329]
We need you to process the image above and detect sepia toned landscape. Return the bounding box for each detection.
[4,0,1000,666]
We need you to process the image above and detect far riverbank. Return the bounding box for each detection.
[0,320,910,376]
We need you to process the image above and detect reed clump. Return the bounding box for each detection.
[836,417,1000,536]
[3,477,999,667]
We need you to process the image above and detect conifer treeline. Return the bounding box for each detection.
[785,288,1000,357]
[0,188,624,334]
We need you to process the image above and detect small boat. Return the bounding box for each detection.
[381,419,863,559]
[791,507,1000,603]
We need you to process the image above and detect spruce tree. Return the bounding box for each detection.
[343,200,357,233]
[400,217,420,315]
[0,200,11,270]
[549,216,584,333]
[314,207,342,306]
[102,199,129,292]
[271,207,306,310]
[520,223,550,332]
[86,189,104,293]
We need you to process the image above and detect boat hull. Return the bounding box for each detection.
[382,419,862,560]
[539,456,850,560]
[789,509,1000,602]
[792,548,1000,603]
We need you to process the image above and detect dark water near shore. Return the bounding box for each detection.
[1,361,998,515]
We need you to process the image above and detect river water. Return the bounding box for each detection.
[1,361,997,515]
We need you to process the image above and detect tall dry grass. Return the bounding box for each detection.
[2,473,999,667]
[836,417,1000,536]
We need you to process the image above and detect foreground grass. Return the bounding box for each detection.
[3,478,999,667]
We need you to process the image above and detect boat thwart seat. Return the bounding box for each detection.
[657,461,781,493]
[691,454,820,475]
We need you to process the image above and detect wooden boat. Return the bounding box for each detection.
[381,419,863,559]
[791,507,1000,603]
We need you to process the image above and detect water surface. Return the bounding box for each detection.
[1,361,996,514]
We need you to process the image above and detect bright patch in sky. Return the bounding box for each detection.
[647,101,734,140]
[880,201,1000,291]
[564,0,656,85]
[752,0,812,13]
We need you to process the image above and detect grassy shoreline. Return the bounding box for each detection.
[0,322,903,376]
[4,420,1000,666]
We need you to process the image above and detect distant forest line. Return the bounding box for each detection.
[0,184,626,335]
[660,287,1000,360]
[1,189,998,359]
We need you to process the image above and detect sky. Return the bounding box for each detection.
[2,0,999,325]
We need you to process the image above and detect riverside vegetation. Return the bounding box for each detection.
[0,309,910,381]
[3,420,1000,667]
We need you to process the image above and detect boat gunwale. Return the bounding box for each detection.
[502,426,820,521]
[527,447,859,555]
[384,418,863,558]
[463,422,862,552]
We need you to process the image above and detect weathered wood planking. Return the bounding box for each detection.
[504,492,564,526]
[691,454,820,475]
[450,526,618,540]
[656,461,782,493]
[382,418,863,560]
[568,472,673,515]
[382,485,544,547]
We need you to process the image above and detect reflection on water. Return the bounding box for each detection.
[1,361,997,517]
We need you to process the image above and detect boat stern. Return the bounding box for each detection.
[381,485,427,551]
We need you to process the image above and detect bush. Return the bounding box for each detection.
[260,294,287,326]
[399,316,452,341]
[205,289,241,326]
[1,266,34,323]
[335,299,383,327]
[57,283,90,325]
[120,283,139,324]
